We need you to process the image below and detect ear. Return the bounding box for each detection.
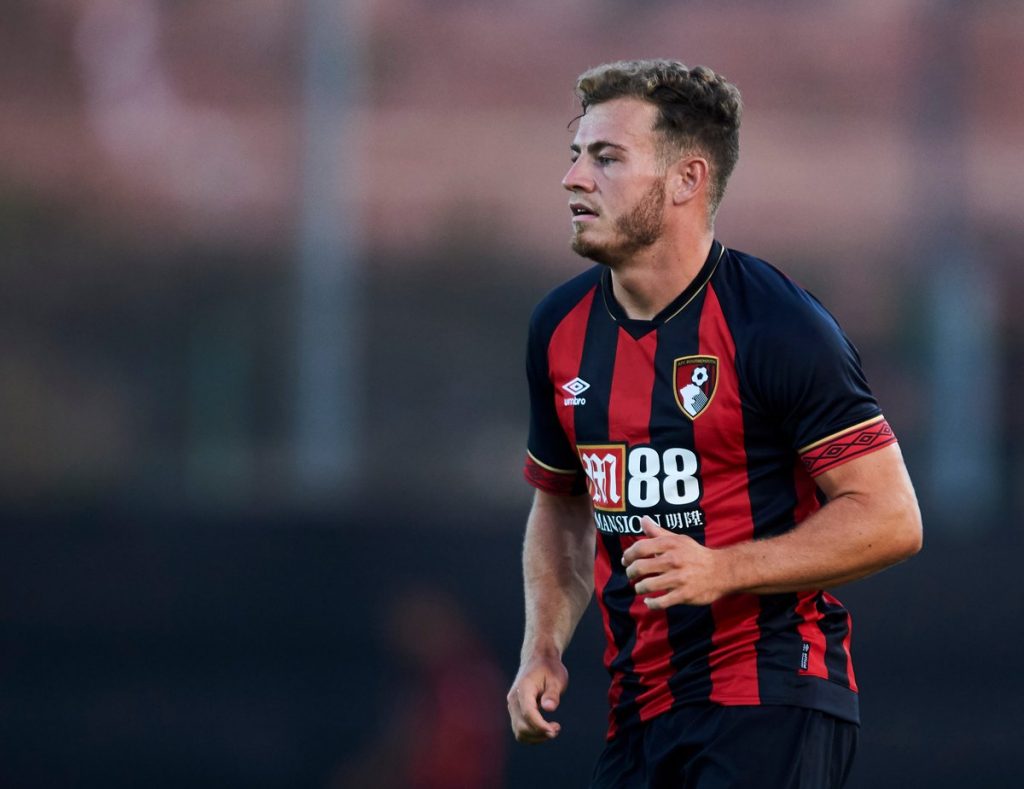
[668,156,710,206]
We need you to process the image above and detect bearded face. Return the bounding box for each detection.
[570,178,665,266]
[562,98,670,268]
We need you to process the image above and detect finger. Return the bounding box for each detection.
[510,702,554,744]
[516,684,560,739]
[622,537,666,566]
[541,690,560,712]
[517,722,561,745]
[515,709,561,743]
[539,671,565,713]
[635,571,678,596]
[624,556,667,582]
[640,516,668,537]
[643,588,687,610]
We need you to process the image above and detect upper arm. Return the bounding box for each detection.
[530,489,594,540]
[814,443,923,557]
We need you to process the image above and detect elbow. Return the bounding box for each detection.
[891,494,923,561]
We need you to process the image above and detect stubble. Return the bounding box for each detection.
[571,179,665,266]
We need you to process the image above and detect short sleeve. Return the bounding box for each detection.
[523,312,586,496]
[746,296,897,477]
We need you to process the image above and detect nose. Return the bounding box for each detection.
[562,159,595,193]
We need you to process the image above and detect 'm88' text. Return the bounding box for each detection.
[577,444,701,512]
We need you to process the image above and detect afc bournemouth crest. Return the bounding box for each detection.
[673,355,719,420]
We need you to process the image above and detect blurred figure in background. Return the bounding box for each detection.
[508,59,922,788]
[333,584,507,789]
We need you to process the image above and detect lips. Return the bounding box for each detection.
[570,202,598,220]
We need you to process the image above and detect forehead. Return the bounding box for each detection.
[572,97,659,151]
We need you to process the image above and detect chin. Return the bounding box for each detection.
[570,235,620,267]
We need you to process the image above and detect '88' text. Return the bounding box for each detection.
[578,444,701,511]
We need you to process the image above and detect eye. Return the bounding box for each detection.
[596,156,616,166]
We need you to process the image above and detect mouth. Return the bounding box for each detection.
[570,202,598,222]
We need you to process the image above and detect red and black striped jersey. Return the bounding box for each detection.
[523,241,897,739]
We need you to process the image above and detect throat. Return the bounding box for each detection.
[609,267,692,321]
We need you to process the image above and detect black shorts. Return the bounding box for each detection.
[591,704,858,789]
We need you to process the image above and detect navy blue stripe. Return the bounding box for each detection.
[818,595,853,687]
[753,592,804,697]
[571,291,647,731]
[650,289,716,706]
[709,250,809,702]
[596,532,643,727]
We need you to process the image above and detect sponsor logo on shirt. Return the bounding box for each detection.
[561,376,590,406]
[577,443,704,524]
[577,443,626,511]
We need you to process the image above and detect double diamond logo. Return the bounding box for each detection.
[561,377,591,396]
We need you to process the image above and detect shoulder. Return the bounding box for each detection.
[712,247,847,347]
[528,265,603,340]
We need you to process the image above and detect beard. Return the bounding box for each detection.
[571,179,665,266]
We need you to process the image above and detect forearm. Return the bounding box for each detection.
[720,467,922,596]
[520,492,595,659]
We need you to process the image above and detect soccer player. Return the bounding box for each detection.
[506,59,922,789]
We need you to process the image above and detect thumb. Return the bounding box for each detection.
[541,678,563,712]
[641,516,667,537]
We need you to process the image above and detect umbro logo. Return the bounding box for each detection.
[562,377,591,396]
[562,376,590,407]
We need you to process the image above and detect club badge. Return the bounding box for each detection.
[673,355,719,420]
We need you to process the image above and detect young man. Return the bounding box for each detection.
[507,60,922,789]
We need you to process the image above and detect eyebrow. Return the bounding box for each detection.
[569,140,629,155]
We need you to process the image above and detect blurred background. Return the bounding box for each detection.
[2,0,1022,786]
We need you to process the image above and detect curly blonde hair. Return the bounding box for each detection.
[575,59,742,214]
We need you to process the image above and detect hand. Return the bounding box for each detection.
[621,517,729,608]
[506,653,568,744]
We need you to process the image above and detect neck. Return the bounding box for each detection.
[608,227,715,320]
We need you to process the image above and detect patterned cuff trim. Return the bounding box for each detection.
[800,419,897,477]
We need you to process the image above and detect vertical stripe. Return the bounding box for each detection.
[546,287,596,448]
[794,592,830,679]
[597,534,643,738]
[651,292,717,707]
[593,534,622,738]
[608,329,675,722]
[823,591,858,692]
[647,294,716,707]
[840,610,858,693]
[607,329,656,446]
[570,292,645,737]
[791,463,829,679]
[694,282,761,704]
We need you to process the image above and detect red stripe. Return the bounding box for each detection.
[607,329,674,722]
[694,283,761,704]
[546,287,596,448]
[825,591,858,692]
[522,455,579,495]
[789,458,829,678]
[794,592,830,679]
[592,536,622,739]
[607,329,656,446]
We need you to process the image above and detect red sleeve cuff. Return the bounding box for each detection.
[523,453,584,496]
[799,417,897,477]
